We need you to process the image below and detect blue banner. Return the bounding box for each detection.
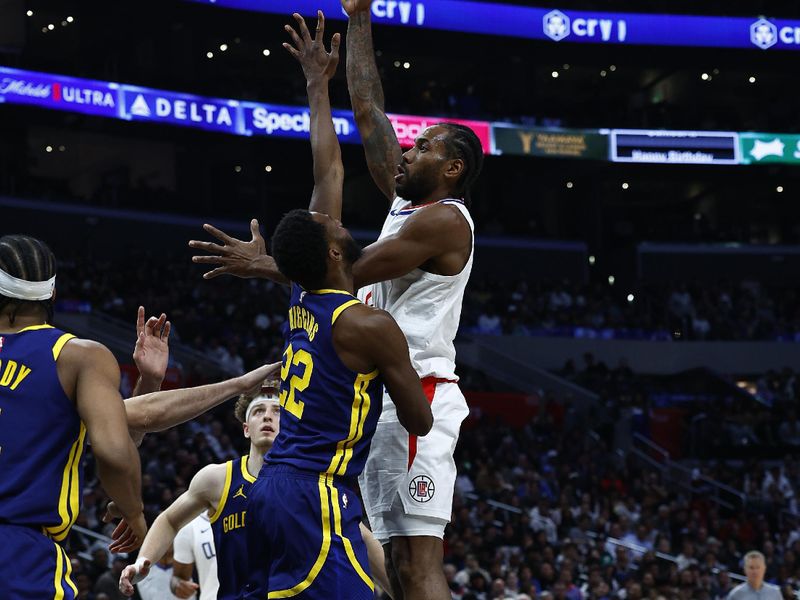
[0,67,120,118]
[121,85,240,135]
[241,101,360,142]
[185,0,800,51]
[8,65,800,168]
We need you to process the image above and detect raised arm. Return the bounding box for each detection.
[124,362,280,435]
[131,306,170,396]
[342,0,402,202]
[118,464,224,597]
[64,340,147,551]
[284,11,344,219]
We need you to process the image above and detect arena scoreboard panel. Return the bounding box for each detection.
[610,130,740,165]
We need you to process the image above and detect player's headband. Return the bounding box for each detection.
[245,394,280,421]
[0,268,56,301]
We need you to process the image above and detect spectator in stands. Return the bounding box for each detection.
[727,551,781,599]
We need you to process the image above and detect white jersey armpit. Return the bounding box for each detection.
[173,514,218,600]
[358,196,474,382]
[358,196,473,532]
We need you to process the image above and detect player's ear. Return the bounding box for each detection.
[242,422,250,440]
[444,158,464,181]
[329,245,343,263]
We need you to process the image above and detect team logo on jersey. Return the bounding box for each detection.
[233,484,247,500]
[0,337,4,353]
[342,493,348,509]
[408,475,435,503]
[299,291,307,304]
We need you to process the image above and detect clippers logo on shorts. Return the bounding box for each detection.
[751,19,777,49]
[408,475,435,503]
[543,10,570,42]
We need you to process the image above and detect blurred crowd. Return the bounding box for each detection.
[463,280,800,342]
[62,403,800,599]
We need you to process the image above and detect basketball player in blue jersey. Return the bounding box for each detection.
[232,12,432,600]
[119,381,393,598]
[119,383,281,599]
[191,3,483,598]
[0,234,147,600]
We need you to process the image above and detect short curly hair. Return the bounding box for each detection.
[271,209,328,290]
[233,378,280,423]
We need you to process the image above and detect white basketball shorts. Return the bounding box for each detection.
[359,379,469,542]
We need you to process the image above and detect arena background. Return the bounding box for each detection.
[3,0,800,598]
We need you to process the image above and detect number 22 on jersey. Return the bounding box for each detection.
[279,343,314,419]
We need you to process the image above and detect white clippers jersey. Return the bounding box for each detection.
[358,196,474,381]
[173,514,219,600]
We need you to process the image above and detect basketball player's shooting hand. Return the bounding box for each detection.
[133,306,170,385]
[119,557,152,596]
[189,219,267,279]
[340,0,373,16]
[283,11,340,83]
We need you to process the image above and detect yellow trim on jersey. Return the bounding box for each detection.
[45,423,87,541]
[327,370,378,476]
[52,333,76,361]
[268,474,332,598]
[307,288,354,296]
[53,541,65,600]
[62,545,78,597]
[240,455,256,483]
[209,461,234,524]
[331,300,361,325]
[17,324,54,333]
[327,480,374,592]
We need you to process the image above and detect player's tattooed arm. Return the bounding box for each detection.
[343,4,402,203]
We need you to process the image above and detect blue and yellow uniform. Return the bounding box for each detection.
[209,455,256,600]
[243,287,383,599]
[0,324,82,600]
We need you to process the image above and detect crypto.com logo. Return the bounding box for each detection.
[751,19,777,50]
[543,10,570,42]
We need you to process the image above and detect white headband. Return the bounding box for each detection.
[245,395,280,421]
[0,268,55,301]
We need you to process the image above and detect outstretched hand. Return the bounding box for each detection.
[189,219,267,279]
[133,306,170,385]
[283,11,340,83]
[340,0,373,16]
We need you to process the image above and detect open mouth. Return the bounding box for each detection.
[395,165,405,181]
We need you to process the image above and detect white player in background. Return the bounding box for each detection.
[171,514,217,600]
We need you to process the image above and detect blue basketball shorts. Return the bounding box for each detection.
[0,524,77,600]
[240,464,374,600]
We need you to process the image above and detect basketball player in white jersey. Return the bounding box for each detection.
[188,6,483,598]
[172,514,216,599]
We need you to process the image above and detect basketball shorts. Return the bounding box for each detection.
[241,464,374,600]
[0,524,77,600]
[359,379,469,542]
